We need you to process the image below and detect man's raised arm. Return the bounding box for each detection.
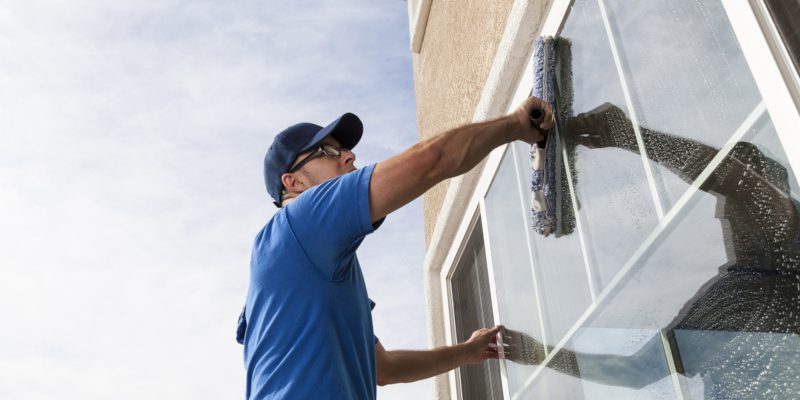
[368,97,553,223]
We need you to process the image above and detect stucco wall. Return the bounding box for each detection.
[411,0,515,246]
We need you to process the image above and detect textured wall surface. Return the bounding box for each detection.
[411,0,515,246]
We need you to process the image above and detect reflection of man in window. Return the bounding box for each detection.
[505,103,800,398]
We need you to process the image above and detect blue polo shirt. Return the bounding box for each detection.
[243,164,381,400]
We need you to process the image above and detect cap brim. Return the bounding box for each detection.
[301,112,363,152]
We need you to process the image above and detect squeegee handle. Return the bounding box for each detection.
[529,107,548,147]
[529,107,545,127]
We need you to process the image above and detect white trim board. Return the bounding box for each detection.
[409,0,433,53]
[480,198,512,400]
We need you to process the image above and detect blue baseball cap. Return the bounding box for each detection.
[263,112,363,207]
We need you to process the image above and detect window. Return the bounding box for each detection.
[522,0,799,398]
[443,0,800,398]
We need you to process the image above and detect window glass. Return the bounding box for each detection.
[582,115,800,398]
[746,117,800,195]
[521,115,800,399]
[483,146,543,395]
[451,218,503,400]
[520,364,586,400]
[557,0,660,291]
[512,142,592,347]
[517,328,676,400]
[511,0,800,398]
[603,0,764,209]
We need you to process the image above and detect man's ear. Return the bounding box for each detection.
[281,172,306,194]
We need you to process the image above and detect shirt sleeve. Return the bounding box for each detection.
[371,299,379,344]
[285,164,379,279]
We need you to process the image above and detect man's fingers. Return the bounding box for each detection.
[487,325,503,336]
[537,103,555,130]
[540,114,555,130]
[530,97,554,129]
[474,325,502,337]
[518,97,555,144]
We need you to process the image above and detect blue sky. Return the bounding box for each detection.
[0,1,430,398]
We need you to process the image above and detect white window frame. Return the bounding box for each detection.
[438,0,800,398]
[408,0,433,53]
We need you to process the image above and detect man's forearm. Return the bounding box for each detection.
[378,344,470,385]
[367,114,524,222]
[368,97,549,222]
[423,114,522,182]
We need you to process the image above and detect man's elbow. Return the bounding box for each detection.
[376,351,395,386]
[376,367,394,386]
[378,373,408,386]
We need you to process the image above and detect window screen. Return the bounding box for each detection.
[450,218,503,400]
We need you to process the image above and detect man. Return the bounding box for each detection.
[240,96,553,399]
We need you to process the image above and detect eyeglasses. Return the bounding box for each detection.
[287,144,350,173]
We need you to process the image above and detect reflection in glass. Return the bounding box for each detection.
[604,0,764,208]
[557,0,661,291]
[673,330,800,398]
[508,0,800,395]
[529,103,800,398]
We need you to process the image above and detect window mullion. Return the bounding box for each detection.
[479,199,513,400]
[597,0,666,220]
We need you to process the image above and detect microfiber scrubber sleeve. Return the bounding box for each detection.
[530,37,560,237]
[529,36,575,237]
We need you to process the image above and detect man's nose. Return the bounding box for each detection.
[341,149,356,165]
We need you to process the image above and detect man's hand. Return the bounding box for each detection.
[461,325,503,365]
[512,96,555,144]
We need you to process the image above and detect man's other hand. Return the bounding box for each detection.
[461,325,503,365]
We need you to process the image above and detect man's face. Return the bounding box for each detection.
[286,135,357,190]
